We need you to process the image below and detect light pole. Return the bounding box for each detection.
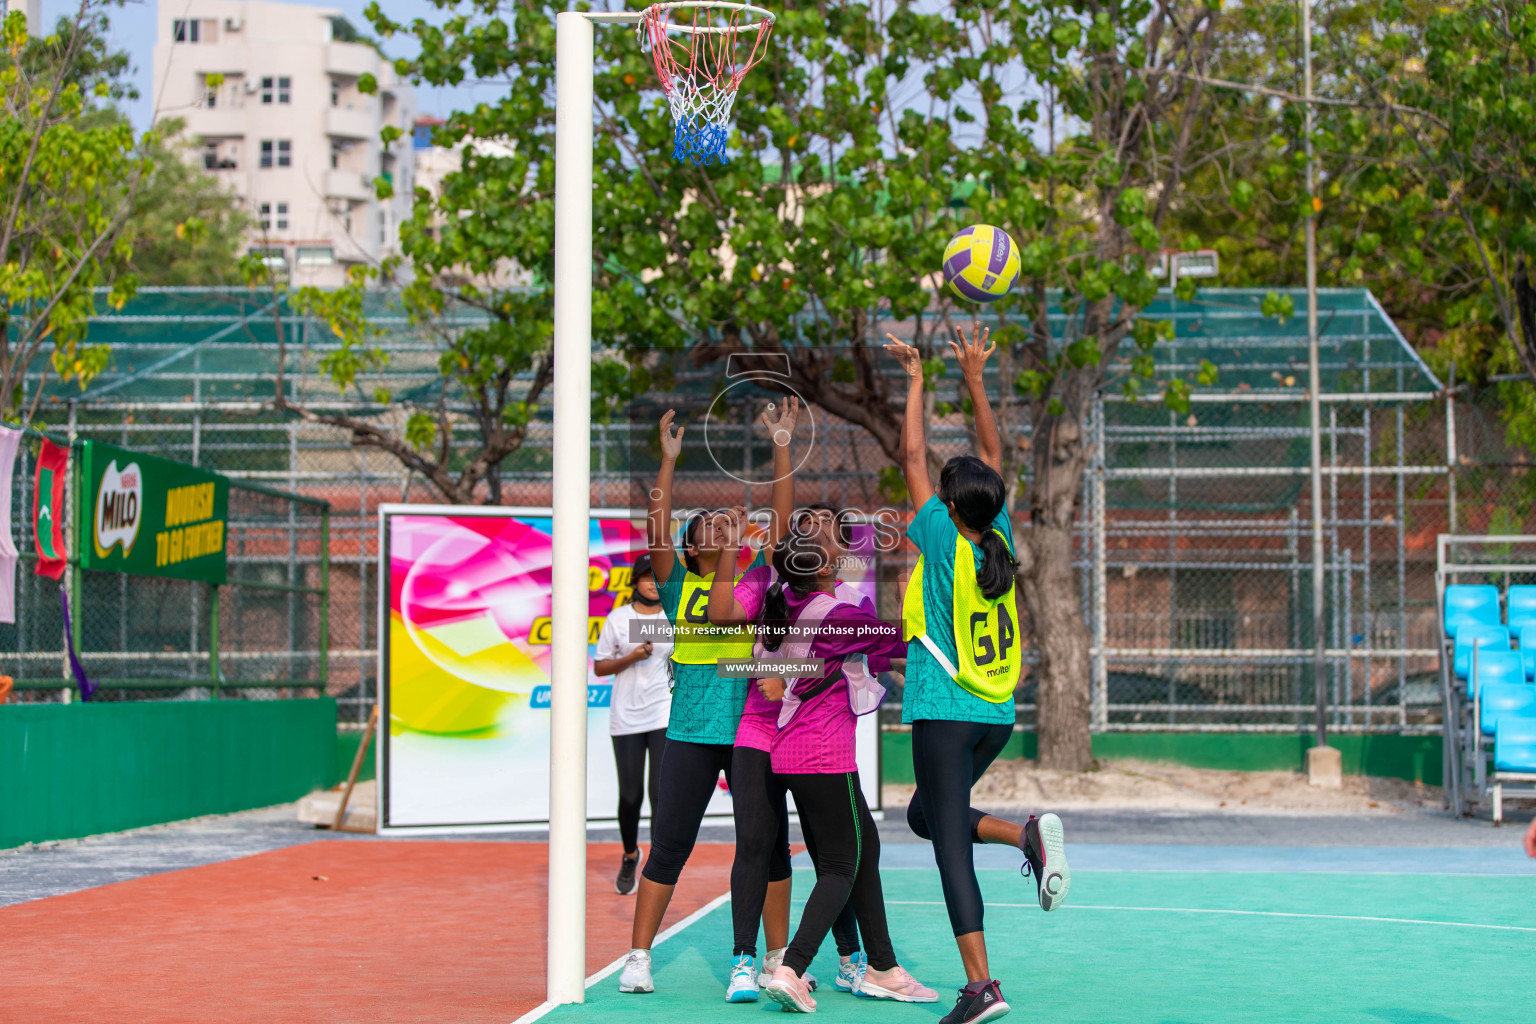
[1301,0,1340,787]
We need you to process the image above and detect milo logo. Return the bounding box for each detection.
[94,459,143,558]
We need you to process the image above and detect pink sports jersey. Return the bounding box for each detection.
[731,566,874,751]
[768,603,903,774]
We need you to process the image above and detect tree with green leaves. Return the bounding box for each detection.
[0,1,147,420]
[123,118,250,286]
[340,0,1332,767]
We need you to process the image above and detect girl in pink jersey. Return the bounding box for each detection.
[708,504,867,1000]
[752,528,937,1013]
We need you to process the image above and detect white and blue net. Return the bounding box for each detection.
[641,3,774,167]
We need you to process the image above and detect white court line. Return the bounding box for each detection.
[509,891,733,1024]
[882,900,1536,934]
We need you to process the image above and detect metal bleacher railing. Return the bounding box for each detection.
[1437,535,1536,820]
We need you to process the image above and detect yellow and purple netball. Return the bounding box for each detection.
[942,225,1020,303]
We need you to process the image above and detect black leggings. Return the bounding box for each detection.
[905,719,1013,937]
[641,738,734,886]
[781,773,895,977]
[729,747,860,958]
[611,728,667,853]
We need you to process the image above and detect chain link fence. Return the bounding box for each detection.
[22,286,1536,737]
[4,429,328,707]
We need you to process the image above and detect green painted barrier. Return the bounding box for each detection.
[0,699,336,850]
[879,731,1441,786]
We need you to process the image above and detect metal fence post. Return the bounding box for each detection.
[1091,398,1108,732]
[210,583,221,699]
[319,506,330,695]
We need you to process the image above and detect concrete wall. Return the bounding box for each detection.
[0,699,336,850]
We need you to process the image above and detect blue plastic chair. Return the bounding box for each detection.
[1509,586,1536,632]
[1520,625,1536,680]
[1444,584,1501,639]
[1453,623,1510,681]
[1480,681,1536,736]
[1468,648,1524,700]
[1494,718,1536,773]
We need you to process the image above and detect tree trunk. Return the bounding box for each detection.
[1019,522,1093,771]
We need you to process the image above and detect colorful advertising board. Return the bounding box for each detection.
[78,440,229,584]
[377,505,882,831]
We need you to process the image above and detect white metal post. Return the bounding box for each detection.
[1303,0,1329,760]
[549,9,595,1007]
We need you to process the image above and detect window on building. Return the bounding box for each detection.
[203,76,217,108]
[203,141,236,171]
[260,140,291,169]
[173,19,199,43]
[330,79,341,107]
[260,76,291,104]
[248,246,286,269]
[330,141,342,170]
[296,246,335,267]
[276,203,289,231]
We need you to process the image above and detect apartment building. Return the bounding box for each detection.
[153,0,416,286]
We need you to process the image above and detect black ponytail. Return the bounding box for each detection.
[759,531,827,651]
[938,455,1016,600]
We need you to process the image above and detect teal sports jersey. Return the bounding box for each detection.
[903,494,1017,726]
[658,547,767,744]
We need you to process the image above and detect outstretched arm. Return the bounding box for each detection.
[647,410,685,582]
[707,506,753,627]
[883,337,933,508]
[950,320,1002,475]
[764,397,799,548]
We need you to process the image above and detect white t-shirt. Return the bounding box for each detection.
[594,603,674,736]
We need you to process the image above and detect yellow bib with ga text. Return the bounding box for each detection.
[901,532,1020,703]
[670,572,756,665]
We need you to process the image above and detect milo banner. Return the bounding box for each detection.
[78,441,229,584]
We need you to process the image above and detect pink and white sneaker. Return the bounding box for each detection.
[857,964,938,1003]
[763,964,818,1013]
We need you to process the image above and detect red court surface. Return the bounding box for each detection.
[1,840,736,1024]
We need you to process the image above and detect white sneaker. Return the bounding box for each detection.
[760,948,817,991]
[725,955,759,1002]
[618,949,653,993]
[835,952,867,993]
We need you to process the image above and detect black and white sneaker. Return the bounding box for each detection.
[1021,812,1070,911]
[938,980,1010,1024]
[616,851,639,895]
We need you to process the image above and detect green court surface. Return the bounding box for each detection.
[540,862,1534,1024]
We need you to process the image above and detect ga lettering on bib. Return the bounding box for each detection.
[670,571,756,665]
[901,531,1021,703]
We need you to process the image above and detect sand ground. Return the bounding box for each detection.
[882,756,1444,816]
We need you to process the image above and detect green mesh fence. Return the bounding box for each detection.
[14,286,1498,734]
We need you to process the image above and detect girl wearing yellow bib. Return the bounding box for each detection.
[619,404,800,998]
[884,326,1070,1024]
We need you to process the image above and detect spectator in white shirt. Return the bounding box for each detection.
[594,554,674,894]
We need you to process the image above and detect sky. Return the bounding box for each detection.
[53,0,498,131]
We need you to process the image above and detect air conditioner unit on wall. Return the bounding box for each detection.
[224,18,243,30]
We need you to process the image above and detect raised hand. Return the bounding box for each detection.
[883,335,923,381]
[714,505,749,551]
[948,319,996,380]
[760,395,799,447]
[659,409,685,461]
